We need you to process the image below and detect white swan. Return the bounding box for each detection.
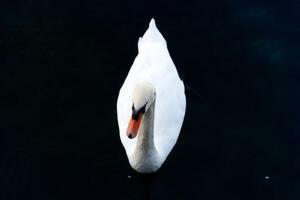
[117,19,186,173]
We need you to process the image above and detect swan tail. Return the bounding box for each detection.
[138,18,166,51]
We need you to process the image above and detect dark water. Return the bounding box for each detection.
[1,0,300,199]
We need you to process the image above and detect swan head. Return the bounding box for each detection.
[127,81,156,139]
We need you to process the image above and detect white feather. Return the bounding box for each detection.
[117,18,186,172]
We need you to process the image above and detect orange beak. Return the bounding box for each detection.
[126,113,143,139]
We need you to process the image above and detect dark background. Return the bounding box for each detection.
[1,0,300,199]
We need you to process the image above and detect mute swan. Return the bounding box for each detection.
[117,19,186,173]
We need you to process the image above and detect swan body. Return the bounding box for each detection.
[117,19,186,173]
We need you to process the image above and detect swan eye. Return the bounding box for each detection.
[140,103,147,113]
[131,104,138,120]
[131,102,147,121]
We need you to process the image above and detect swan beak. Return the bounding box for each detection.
[126,113,143,139]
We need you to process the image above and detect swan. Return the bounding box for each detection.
[117,19,186,173]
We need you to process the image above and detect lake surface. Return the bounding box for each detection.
[1,0,300,199]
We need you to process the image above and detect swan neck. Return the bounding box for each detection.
[129,99,160,173]
[136,101,156,150]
